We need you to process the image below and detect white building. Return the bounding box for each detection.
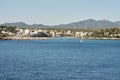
[49,30,55,37]
[24,29,30,34]
[75,32,84,38]
[30,31,38,36]
[66,31,72,35]
[22,29,30,37]
[55,32,63,37]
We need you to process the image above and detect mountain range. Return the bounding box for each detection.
[2,19,120,29]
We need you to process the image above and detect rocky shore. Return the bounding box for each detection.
[1,37,120,40]
[0,37,49,40]
[87,37,120,40]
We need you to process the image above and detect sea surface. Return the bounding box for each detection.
[0,37,120,80]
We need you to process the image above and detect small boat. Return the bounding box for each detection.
[80,39,83,43]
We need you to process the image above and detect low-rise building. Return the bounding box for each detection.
[75,32,84,38]
[55,32,63,37]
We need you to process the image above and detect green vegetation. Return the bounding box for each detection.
[30,32,49,37]
[0,25,16,32]
[0,32,3,37]
[0,25,16,37]
[91,28,120,38]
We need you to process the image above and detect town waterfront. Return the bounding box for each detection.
[0,37,120,80]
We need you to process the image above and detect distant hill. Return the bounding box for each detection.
[2,19,120,29]
[3,22,28,28]
[2,22,50,28]
[57,19,120,29]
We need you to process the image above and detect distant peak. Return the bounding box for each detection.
[98,19,110,22]
[87,19,96,21]
[5,22,27,24]
[88,19,95,21]
[15,22,27,24]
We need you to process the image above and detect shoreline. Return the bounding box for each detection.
[0,37,50,40]
[0,37,120,40]
[75,37,120,40]
[86,37,120,40]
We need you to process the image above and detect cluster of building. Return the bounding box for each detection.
[1,28,93,38]
[14,28,93,38]
[1,31,15,37]
[2,27,120,39]
[1,25,120,39]
[15,28,55,37]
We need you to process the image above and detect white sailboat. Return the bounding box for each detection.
[80,39,83,43]
[80,36,84,43]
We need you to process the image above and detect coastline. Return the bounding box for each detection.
[76,37,120,40]
[1,37,120,40]
[86,37,120,40]
[0,37,50,40]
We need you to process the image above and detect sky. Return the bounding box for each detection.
[0,0,120,25]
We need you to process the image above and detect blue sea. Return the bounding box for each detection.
[0,37,120,80]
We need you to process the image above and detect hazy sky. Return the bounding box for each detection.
[0,0,120,25]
